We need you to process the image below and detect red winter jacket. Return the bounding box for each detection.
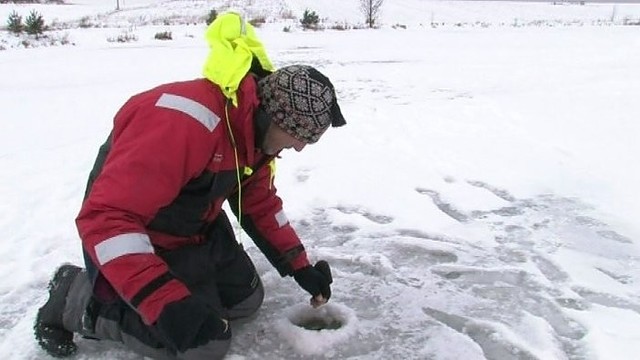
[76,76,310,325]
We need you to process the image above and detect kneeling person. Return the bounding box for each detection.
[34,64,345,359]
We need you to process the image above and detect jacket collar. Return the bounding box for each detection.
[253,105,271,151]
[226,75,263,166]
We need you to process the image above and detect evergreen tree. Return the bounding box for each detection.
[300,9,319,30]
[25,10,45,37]
[7,11,23,34]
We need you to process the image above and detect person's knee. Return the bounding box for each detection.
[122,335,232,360]
[246,279,265,314]
[227,279,264,320]
[178,337,231,360]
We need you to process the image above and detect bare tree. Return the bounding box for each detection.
[360,0,384,28]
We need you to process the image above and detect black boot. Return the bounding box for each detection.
[34,264,82,358]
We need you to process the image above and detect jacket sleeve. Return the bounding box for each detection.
[76,96,217,324]
[230,159,310,276]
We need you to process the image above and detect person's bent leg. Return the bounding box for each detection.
[89,298,231,360]
[58,267,231,360]
[59,267,174,359]
[194,211,265,321]
[217,249,265,320]
[227,277,264,320]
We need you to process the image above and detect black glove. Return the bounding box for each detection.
[293,260,333,302]
[153,296,230,353]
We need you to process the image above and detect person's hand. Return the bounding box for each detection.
[293,260,333,308]
[153,296,230,353]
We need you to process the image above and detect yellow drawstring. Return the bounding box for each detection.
[268,159,276,190]
[224,103,243,242]
[222,104,277,240]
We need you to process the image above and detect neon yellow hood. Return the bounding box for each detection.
[202,12,275,106]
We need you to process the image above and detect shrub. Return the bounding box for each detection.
[107,30,138,43]
[280,10,296,20]
[154,31,172,40]
[79,16,94,28]
[7,11,23,34]
[25,10,45,36]
[283,25,291,32]
[46,32,71,46]
[205,9,218,25]
[330,22,349,31]
[300,9,319,30]
[249,16,266,27]
[623,17,640,26]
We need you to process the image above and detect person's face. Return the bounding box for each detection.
[261,122,307,155]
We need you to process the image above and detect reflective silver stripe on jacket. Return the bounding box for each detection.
[155,93,220,132]
[275,209,289,228]
[95,233,154,265]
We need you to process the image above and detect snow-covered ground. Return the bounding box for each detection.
[1,0,640,359]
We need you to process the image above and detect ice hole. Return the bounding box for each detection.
[275,302,358,355]
[291,309,344,331]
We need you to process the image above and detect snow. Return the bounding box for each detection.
[1,0,640,359]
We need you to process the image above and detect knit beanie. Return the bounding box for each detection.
[257,65,346,144]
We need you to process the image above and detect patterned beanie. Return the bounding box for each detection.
[257,65,346,144]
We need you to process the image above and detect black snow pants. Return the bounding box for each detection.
[62,211,264,360]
